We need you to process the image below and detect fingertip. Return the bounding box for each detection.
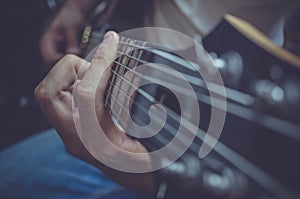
[66,47,81,55]
[92,31,119,62]
[103,31,119,42]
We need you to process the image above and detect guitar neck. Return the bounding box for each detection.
[79,14,300,199]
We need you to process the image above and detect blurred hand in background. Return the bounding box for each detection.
[39,0,99,69]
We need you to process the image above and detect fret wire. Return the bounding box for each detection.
[119,36,163,50]
[111,61,198,101]
[87,35,159,66]
[110,69,155,104]
[88,35,161,62]
[105,37,126,106]
[111,38,132,115]
[114,44,134,122]
[87,34,147,49]
[104,50,122,107]
[104,37,139,108]
[116,50,148,65]
[113,58,205,101]
[104,36,147,106]
[107,37,130,111]
[116,41,146,123]
[113,61,196,104]
[119,40,149,50]
[106,37,147,116]
[102,36,194,109]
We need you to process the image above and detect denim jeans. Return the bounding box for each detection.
[0,129,147,199]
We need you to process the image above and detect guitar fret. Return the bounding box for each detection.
[112,38,132,116]
[119,39,148,49]
[116,41,146,124]
[105,38,127,108]
[104,36,148,124]
[108,37,128,114]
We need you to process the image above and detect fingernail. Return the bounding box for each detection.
[67,47,81,54]
[103,33,113,43]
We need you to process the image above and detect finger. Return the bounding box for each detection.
[65,29,81,55]
[35,54,89,101]
[68,61,90,93]
[77,61,91,80]
[75,31,119,104]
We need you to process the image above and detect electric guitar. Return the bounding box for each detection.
[80,13,300,199]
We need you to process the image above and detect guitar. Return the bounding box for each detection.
[79,14,300,199]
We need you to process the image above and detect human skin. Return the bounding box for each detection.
[39,0,100,68]
[35,31,155,195]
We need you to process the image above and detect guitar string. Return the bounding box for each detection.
[86,35,298,198]
[116,39,147,123]
[115,49,256,106]
[112,54,300,141]
[117,37,300,138]
[112,38,133,122]
[107,81,199,154]
[104,77,296,199]
[90,35,268,107]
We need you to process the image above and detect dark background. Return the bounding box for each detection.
[0,0,150,151]
[0,0,52,150]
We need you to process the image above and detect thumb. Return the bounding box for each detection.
[65,29,81,55]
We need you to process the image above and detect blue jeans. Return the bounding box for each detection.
[0,129,147,199]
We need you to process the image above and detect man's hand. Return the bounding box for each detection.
[35,31,154,195]
[39,0,102,69]
[39,6,86,69]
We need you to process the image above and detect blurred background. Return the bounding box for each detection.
[0,0,52,150]
[0,0,149,150]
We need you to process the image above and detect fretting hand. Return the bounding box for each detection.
[35,31,154,195]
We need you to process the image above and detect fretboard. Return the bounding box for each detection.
[104,36,149,124]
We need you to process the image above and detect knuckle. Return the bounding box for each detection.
[75,81,96,102]
[34,81,51,104]
[62,54,77,63]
